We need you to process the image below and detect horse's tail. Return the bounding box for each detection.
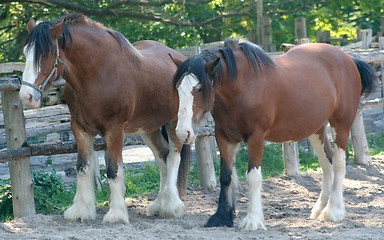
[353,58,376,97]
[177,144,191,197]
[161,126,191,197]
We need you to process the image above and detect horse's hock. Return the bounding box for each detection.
[0,39,384,218]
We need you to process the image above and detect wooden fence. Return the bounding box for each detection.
[1,35,384,219]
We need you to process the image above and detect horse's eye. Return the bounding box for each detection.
[195,84,202,93]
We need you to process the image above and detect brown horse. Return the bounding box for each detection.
[19,13,190,224]
[173,38,375,230]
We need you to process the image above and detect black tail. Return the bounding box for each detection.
[177,144,191,197]
[353,58,376,97]
[161,126,191,197]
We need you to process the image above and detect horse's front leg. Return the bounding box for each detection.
[205,131,239,228]
[143,128,185,218]
[64,119,97,222]
[239,132,266,230]
[102,126,129,224]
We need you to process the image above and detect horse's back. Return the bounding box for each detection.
[260,43,361,141]
[133,40,186,60]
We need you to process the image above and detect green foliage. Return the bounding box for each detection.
[32,170,74,215]
[124,162,160,195]
[367,133,384,157]
[235,143,286,180]
[0,179,13,221]
[0,1,382,62]
[298,148,319,172]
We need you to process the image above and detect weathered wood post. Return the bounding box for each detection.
[361,29,373,49]
[1,76,36,217]
[294,17,307,44]
[283,142,300,176]
[281,19,309,177]
[195,114,217,190]
[256,0,263,46]
[380,37,384,97]
[262,16,274,52]
[350,29,373,165]
[193,47,217,190]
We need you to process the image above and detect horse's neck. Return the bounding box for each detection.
[61,29,141,93]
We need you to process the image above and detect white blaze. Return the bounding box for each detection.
[176,74,199,144]
[19,45,41,109]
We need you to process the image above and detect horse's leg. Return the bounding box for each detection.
[64,119,97,221]
[145,126,185,217]
[239,133,266,230]
[102,126,129,224]
[205,131,239,228]
[308,127,334,219]
[317,126,347,221]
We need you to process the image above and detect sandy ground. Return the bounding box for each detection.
[0,157,383,240]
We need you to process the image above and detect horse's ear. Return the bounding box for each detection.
[169,53,184,67]
[205,57,220,74]
[50,20,65,39]
[27,18,36,33]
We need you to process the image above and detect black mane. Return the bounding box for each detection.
[173,38,275,101]
[24,13,131,69]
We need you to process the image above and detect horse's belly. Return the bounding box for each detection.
[264,120,326,143]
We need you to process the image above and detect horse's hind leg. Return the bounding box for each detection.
[308,126,334,219]
[309,125,346,221]
[318,126,348,221]
[144,128,185,217]
[64,119,97,221]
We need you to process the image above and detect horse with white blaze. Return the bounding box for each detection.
[172,38,375,230]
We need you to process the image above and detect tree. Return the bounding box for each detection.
[0,0,382,63]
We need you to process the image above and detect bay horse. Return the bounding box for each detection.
[19,13,190,224]
[172,38,375,230]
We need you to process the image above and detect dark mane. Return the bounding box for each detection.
[174,38,274,102]
[25,13,133,69]
[225,38,275,73]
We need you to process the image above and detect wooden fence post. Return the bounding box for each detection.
[351,109,371,165]
[282,21,307,176]
[350,30,372,165]
[282,142,300,176]
[294,17,307,44]
[1,89,36,217]
[256,0,263,45]
[283,142,300,176]
[361,29,373,49]
[195,113,217,190]
[262,16,274,52]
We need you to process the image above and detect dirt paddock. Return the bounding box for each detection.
[1,158,383,240]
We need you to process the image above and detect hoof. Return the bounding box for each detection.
[204,212,234,228]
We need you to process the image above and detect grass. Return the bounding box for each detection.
[0,132,383,221]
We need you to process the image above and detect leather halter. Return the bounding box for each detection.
[22,40,64,94]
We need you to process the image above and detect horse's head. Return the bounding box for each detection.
[172,54,219,144]
[19,18,66,109]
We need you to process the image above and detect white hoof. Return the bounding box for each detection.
[147,187,184,218]
[318,203,345,222]
[64,202,96,222]
[147,196,162,216]
[102,206,129,224]
[159,188,184,218]
[239,214,266,231]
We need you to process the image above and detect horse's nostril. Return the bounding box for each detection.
[28,93,33,101]
[187,131,190,139]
